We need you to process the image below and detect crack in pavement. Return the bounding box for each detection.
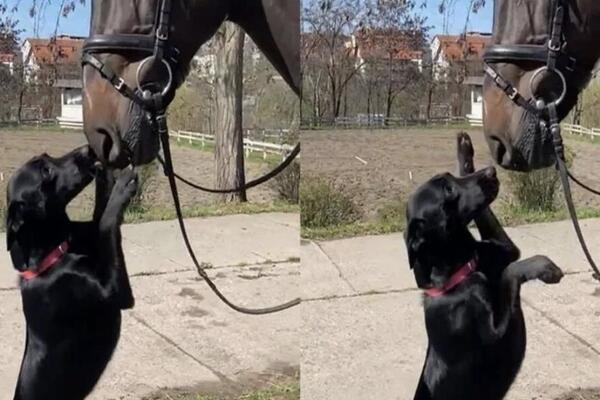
[312,241,358,294]
[304,287,419,303]
[522,298,600,357]
[129,312,238,387]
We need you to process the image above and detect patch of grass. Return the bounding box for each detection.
[301,197,600,241]
[302,219,406,240]
[124,201,298,225]
[496,202,600,226]
[144,376,299,400]
[300,176,360,229]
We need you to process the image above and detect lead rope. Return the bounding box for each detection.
[549,104,600,280]
[156,143,300,194]
[156,112,301,314]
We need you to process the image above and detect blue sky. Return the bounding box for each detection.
[10,0,493,40]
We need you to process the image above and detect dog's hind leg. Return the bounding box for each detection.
[98,169,138,309]
[413,348,433,400]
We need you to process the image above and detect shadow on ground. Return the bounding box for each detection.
[142,364,299,400]
[555,388,600,400]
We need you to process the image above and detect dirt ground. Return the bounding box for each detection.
[302,128,600,218]
[0,129,278,216]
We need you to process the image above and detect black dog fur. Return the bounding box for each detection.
[6,146,137,400]
[405,133,564,400]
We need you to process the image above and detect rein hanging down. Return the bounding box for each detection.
[82,0,301,313]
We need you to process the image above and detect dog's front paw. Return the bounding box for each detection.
[113,169,139,202]
[531,255,564,284]
[457,132,475,175]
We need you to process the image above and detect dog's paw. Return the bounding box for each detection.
[113,169,139,200]
[531,255,564,284]
[456,132,475,175]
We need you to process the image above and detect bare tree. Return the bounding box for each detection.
[303,0,368,123]
[214,22,247,202]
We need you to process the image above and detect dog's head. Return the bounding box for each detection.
[6,145,98,252]
[404,167,499,288]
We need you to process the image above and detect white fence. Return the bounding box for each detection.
[170,130,295,160]
[563,124,600,140]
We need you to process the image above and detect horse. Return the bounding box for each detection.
[82,0,300,219]
[482,0,600,171]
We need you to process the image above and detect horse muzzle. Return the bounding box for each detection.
[492,109,556,171]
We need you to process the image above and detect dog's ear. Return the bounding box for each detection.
[404,219,432,288]
[6,202,25,251]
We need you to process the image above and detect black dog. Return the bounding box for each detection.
[6,146,137,400]
[405,133,563,400]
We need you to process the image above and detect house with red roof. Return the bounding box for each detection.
[21,35,85,128]
[346,27,425,73]
[431,32,492,126]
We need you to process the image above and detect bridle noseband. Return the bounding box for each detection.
[81,0,302,312]
[483,0,600,281]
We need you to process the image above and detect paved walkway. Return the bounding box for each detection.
[302,218,600,400]
[0,213,300,400]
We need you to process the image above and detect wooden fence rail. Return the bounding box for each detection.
[169,130,295,160]
[562,124,600,140]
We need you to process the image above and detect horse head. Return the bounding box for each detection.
[483,0,600,171]
[83,0,300,167]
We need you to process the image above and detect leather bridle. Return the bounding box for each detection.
[483,0,600,280]
[82,0,302,312]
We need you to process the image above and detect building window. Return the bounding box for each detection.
[63,88,82,105]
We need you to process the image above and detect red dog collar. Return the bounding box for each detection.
[20,241,69,281]
[424,259,476,298]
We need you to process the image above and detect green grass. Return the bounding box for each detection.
[144,378,299,400]
[301,200,600,241]
[0,202,298,233]
[123,201,298,224]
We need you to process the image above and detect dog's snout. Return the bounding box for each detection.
[484,167,497,179]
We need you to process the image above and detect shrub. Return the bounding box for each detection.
[300,176,359,228]
[505,149,574,212]
[376,198,407,226]
[271,161,300,204]
[128,163,159,213]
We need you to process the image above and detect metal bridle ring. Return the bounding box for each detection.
[529,66,567,108]
[136,56,173,98]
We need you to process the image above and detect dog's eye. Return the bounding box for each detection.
[444,184,455,198]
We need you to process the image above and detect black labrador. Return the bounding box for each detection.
[6,146,137,400]
[405,132,564,400]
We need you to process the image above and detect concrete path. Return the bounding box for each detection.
[302,218,600,400]
[0,213,300,400]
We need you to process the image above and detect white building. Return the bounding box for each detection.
[55,79,83,129]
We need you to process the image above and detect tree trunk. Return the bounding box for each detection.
[214,22,247,202]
